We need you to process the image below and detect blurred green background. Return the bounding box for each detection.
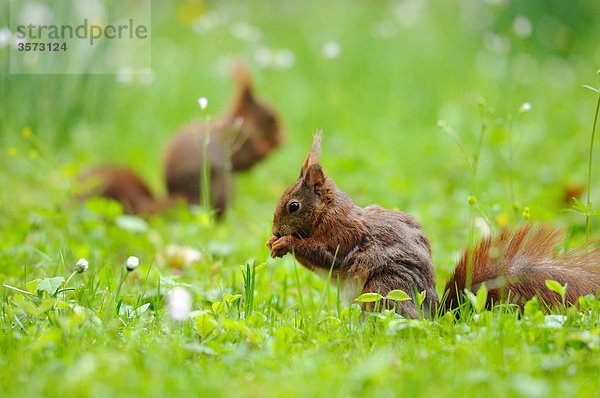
[3,0,600,275]
[2,0,600,278]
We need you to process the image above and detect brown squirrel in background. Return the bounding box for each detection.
[82,62,283,216]
[267,132,600,318]
[80,166,172,215]
[164,61,283,214]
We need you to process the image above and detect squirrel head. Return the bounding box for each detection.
[230,60,283,152]
[272,131,326,239]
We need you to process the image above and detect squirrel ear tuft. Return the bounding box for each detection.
[300,130,323,178]
[232,59,255,110]
[232,58,253,91]
[304,163,325,188]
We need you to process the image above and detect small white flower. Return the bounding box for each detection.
[167,287,192,321]
[322,41,341,59]
[191,11,226,35]
[513,16,532,38]
[273,49,295,69]
[519,102,531,113]
[483,32,511,55]
[13,33,26,50]
[230,22,262,42]
[198,97,208,110]
[0,27,10,49]
[254,47,295,69]
[75,258,88,274]
[165,244,203,268]
[254,46,272,67]
[19,3,52,26]
[370,21,398,40]
[116,66,134,84]
[474,217,491,236]
[125,256,140,271]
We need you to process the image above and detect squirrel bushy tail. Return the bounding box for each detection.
[444,223,600,311]
[79,166,171,215]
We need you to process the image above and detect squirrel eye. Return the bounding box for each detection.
[288,201,300,213]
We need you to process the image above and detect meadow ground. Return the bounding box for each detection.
[2,1,600,396]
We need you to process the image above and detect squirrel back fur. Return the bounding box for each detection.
[268,133,600,318]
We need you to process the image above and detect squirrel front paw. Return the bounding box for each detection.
[270,235,297,258]
[266,235,278,251]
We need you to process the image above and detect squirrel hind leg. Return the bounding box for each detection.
[361,277,420,319]
[166,171,200,204]
[165,169,231,219]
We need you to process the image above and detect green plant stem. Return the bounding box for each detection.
[114,269,127,303]
[466,106,487,290]
[62,271,77,302]
[586,90,600,241]
[506,112,516,210]
[201,113,211,212]
[104,268,128,321]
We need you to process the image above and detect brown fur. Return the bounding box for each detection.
[79,166,179,215]
[267,132,438,318]
[268,133,600,318]
[444,223,600,311]
[164,61,284,214]
[82,61,283,217]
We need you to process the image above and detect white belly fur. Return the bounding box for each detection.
[311,268,360,308]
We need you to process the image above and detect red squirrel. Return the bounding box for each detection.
[164,61,283,214]
[266,132,600,318]
[82,62,283,216]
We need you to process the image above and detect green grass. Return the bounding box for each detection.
[2,0,600,396]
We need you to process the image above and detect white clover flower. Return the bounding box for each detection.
[75,258,89,274]
[322,41,341,59]
[519,102,531,113]
[167,287,192,321]
[125,256,140,271]
[198,97,208,110]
